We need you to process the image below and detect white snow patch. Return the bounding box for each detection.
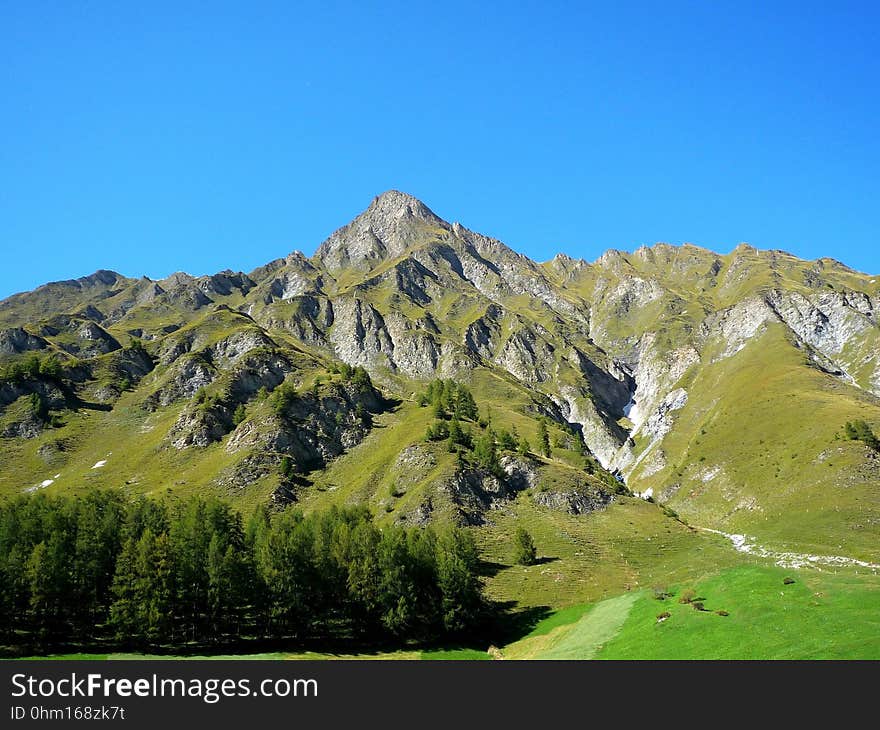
[701,528,880,571]
[91,460,107,469]
[633,487,653,501]
[24,477,55,493]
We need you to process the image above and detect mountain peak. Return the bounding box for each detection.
[368,190,442,223]
[314,191,449,274]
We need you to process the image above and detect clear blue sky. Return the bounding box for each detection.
[2,1,878,299]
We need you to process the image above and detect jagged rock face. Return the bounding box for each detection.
[146,355,217,409]
[316,191,447,274]
[74,321,121,357]
[0,379,67,410]
[0,328,47,356]
[532,487,612,515]
[223,382,384,470]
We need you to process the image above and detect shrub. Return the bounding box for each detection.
[692,601,706,611]
[716,610,729,617]
[679,588,696,604]
[656,611,671,622]
[783,577,795,585]
[652,586,671,601]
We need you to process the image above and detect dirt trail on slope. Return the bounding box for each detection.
[700,527,880,571]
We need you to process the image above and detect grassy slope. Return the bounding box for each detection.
[633,324,880,561]
[598,565,880,659]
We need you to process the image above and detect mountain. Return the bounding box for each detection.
[2,189,879,569]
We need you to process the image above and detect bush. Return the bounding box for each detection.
[679,588,696,604]
[692,601,706,611]
[716,610,729,617]
[513,527,537,566]
[652,586,671,601]
[783,577,795,585]
[656,611,671,622]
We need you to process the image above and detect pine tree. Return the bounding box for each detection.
[513,527,538,566]
[109,537,139,641]
[435,527,482,634]
[27,542,56,640]
[538,419,551,458]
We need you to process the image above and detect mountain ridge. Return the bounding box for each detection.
[1,190,879,565]
[5,190,876,305]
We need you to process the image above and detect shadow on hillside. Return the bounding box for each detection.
[70,399,113,412]
[489,602,554,645]
[477,560,507,577]
[533,556,559,566]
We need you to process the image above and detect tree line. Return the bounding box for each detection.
[0,491,489,652]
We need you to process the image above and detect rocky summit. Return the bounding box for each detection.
[1,190,879,562]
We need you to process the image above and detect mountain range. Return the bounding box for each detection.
[2,189,879,569]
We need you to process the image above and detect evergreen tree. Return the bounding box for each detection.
[497,429,517,451]
[232,404,247,426]
[27,542,54,640]
[513,527,538,566]
[136,530,173,645]
[377,529,417,637]
[538,419,551,458]
[346,521,382,633]
[435,527,483,634]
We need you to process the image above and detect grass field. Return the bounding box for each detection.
[502,564,880,660]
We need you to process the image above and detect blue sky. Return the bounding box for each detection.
[1,1,878,298]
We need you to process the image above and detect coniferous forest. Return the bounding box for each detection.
[0,491,489,654]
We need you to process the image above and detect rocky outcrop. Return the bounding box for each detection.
[0,328,48,355]
[532,486,612,515]
[74,321,121,357]
[221,381,385,468]
[145,354,217,409]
